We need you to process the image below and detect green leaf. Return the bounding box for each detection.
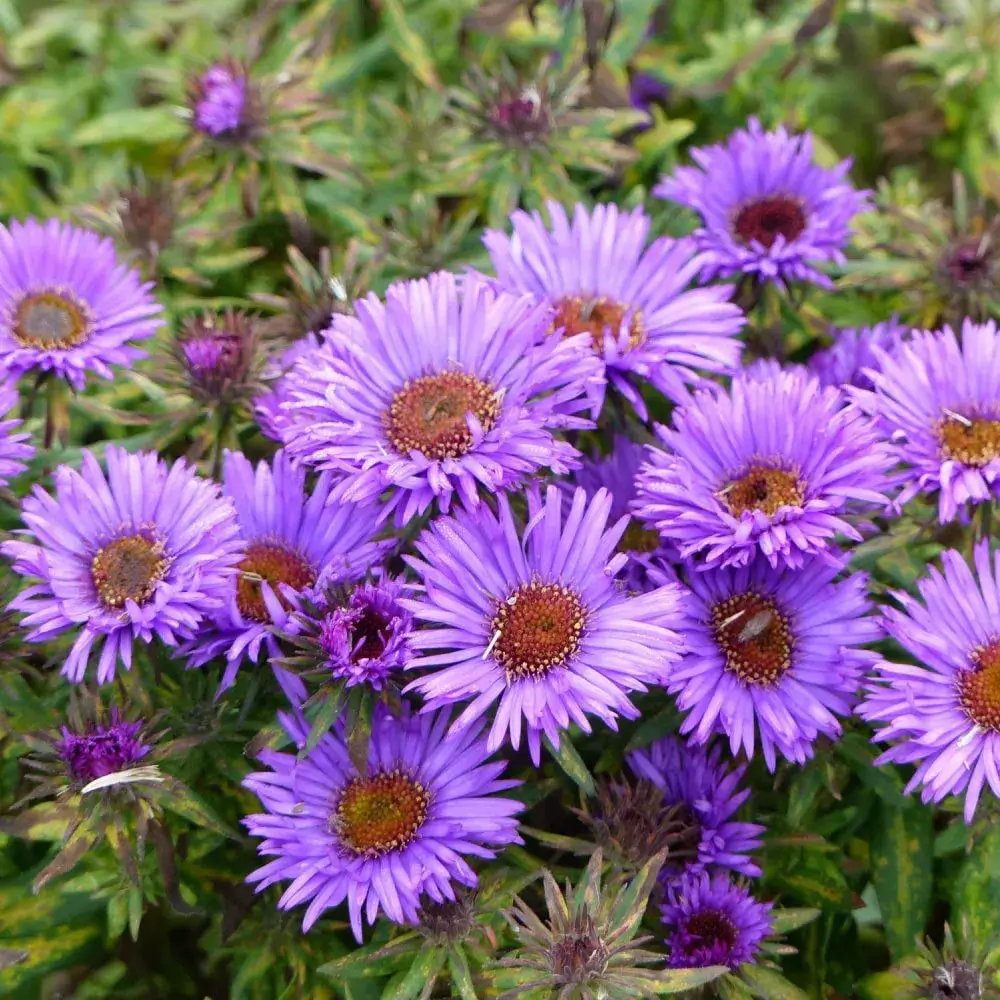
[646,966,730,993]
[380,0,441,90]
[952,825,1000,945]
[741,965,812,1000]
[870,801,933,961]
[447,947,477,1000]
[769,908,822,934]
[768,847,853,910]
[382,947,447,1000]
[544,734,595,796]
[72,107,187,146]
[318,934,421,981]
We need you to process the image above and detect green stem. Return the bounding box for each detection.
[211,404,235,480]
[43,376,69,451]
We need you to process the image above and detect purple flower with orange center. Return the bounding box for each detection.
[484,202,745,415]
[671,555,879,770]
[655,118,870,287]
[2,446,242,684]
[808,319,906,391]
[180,450,388,701]
[633,369,893,570]
[851,318,1000,523]
[243,706,523,940]
[0,379,34,488]
[274,270,603,525]
[0,219,163,389]
[661,871,773,970]
[403,485,687,765]
[859,543,1000,822]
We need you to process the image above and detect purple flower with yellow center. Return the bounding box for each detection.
[633,369,893,570]
[670,556,878,770]
[661,871,773,970]
[56,711,149,783]
[403,485,687,765]
[0,379,34,488]
[859,543,1000,822]
[0,219,163,389]
[627,736,764,877]
[243,706,523,940]
[180,450,388,702]
[483,202,745,415]
[274,270,603,525]
[191,63,250,138]
[851,319,1000,523]
[655,118,870,287]
[808,319,906,391]
[2,446,242,684]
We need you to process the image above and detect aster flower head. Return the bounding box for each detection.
[2,446,242,685]
[180,449,388,700]
[626,736,764,877]
[243,706,523,940]
[634,369,893,570]
[907,922,1000,1000]
[860,542,1000,823]
[671,555,879,770]
[0,379,34,488]
[56,711,150,784]
[189,61,255,140]
[274,270,603,525]
[661,871,773,970]
[484,201,745,415]
[0,218,163,389]
[808,319,907,390]
[852,318,1000,523]
[655,117,870,287]
[404,485,687,765]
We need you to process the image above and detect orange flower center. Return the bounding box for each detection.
[236,542,315,623]
[13,290,90,349]
[960,641,1000,731]
[938,413,1000,468]
[733,196,807,249]
[712,592,793,687]
[333,770,430,857]
[722,465,805,518]
[91,533,169,609]
[552,296,644,353]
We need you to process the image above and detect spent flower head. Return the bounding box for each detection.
[906,922,1000,1000]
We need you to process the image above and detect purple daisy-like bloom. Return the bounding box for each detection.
[809,319,906,391]
[243,706,523,940]
[0,219,163,389]
[180,450,388,701]
[255,334,320,441]
[627,736,764,877]
[274,270,603,525]
[192,64,248,137]
[0,379,34,487]
[851,319,1000,523]
[654,117,870,287]
[633,369,893,570]
[661,871,773,970]
[671,555,878,769]
[56,711,149,783]
[2,446,242,684]
[483,202,745,415]
[859,543,1000,822]
[403,485,687,765]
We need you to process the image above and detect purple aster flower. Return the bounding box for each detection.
[243,705,523,940]
[191,63,249,138]
[633,369,893,570]
[0,379,34,488]
[2,446,242,684]
[661,871,773,970]
[670,555,878,769]
[654,117,871,287]
[56,711,149,783]
[255,333,320,441]
[274,270,603,525]
[403,485,687,765]
[808,319,906,391]
[851,319,1000,523]
[859,543,1000,822]
[483,202,745,415]
[180,450,388,702]
[627,736,764,877]
[0,219,163,389]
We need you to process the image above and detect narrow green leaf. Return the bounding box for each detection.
[768,908,822,934]
[318,934,421,980]
[382,947,447,1000]
[380,0,441,90]
[300,688,347,759]
[544,734,596,796]
[951,825,1000,945]
[741,964,812,1000]
[72,107,187,146]
[447,946,478,1000]
[646,966,730,993]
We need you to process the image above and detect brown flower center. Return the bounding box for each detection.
[91,533,169,609]
[12,291,90,349]
[733,196,807,249]
[236,542,315,623]
[960,641,1000,731]
[354,607,392,660]
[712,592,793,687]
[551,923,609,980]
[685,909,739,949]
[938,412,1000,468]
[490,581,587,682]
[553,297,644,354]
[332,770,430,857]
[722,465,805,517]
[385,371,500,462]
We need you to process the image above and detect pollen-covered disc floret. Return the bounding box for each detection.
[654,117,870,287]
[2,446,241,685]
[271,270,603,525]
[634,369,892,570]
[404,485,687,764]
[242,706,522,940]
[860,542,1000,822]
[484,201,744,416]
